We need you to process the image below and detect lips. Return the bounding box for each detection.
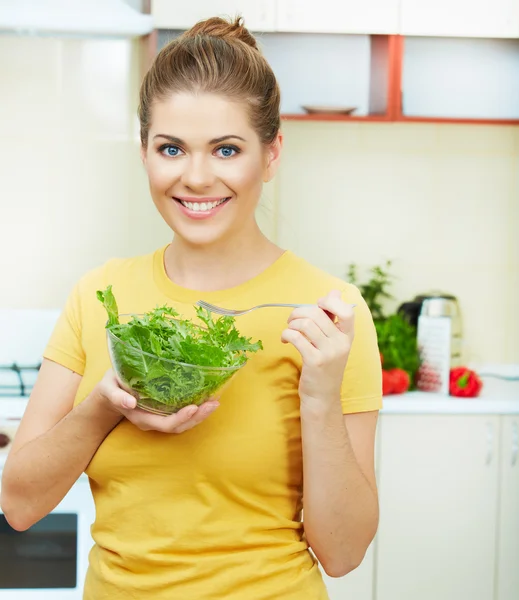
[173,196,231,220]
[174,197,229,212]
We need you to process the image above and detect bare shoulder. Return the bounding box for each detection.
[8,359,82,455]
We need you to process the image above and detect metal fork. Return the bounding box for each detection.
[196,299,311,317]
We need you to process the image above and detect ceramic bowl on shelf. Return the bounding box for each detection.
[301,105,357,115]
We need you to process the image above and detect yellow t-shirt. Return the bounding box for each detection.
[44,245,382,600]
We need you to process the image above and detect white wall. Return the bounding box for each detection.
[277,121,519,364]
[0,35,170,308]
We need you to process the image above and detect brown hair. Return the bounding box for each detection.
[138,16,281,147]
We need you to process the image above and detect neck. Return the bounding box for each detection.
[164,222,283,291]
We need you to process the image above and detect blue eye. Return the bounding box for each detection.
[159,144,183,157]
[216,145,239,158]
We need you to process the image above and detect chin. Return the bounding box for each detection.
[155,197,246,247]
[164,212,235,247]
[171,224,230,247]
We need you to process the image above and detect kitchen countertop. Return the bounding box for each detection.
[381,373,519,415]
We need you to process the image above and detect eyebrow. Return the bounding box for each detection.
[153,134,247,145]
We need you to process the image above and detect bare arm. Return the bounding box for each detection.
[0,359,122,531]
[301,406,379,577]
[282,291,380,577]
[1,358,223,532]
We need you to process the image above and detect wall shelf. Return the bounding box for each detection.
[400,36,519,123]
[143,29,519,126]
[281,114,392,122]
[397,116,519,126]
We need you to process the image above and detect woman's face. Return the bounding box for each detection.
[142,92,281,247]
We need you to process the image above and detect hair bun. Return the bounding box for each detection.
[184,16,259,51]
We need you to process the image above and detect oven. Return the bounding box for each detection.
[0,310,96,599]
[0,464,95,599]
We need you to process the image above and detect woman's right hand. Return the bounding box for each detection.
[93,370,220,434]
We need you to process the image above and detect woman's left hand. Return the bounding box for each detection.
[281,290,355,406]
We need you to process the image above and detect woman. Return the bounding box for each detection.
[1,16,382,600]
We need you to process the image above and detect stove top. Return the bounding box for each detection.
[0,309,61,461]
[0,364,38,458]
[0,363,40,398]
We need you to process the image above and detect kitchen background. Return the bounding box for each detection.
[0,2,518,365]
[0,1,518,600]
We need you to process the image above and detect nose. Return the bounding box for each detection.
[180,154,215,191]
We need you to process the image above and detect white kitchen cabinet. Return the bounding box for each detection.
[375,414,499,600]
[497,416,519,600]
[400,0,519,39]
[152,0,277,31]
[277,0,400,35]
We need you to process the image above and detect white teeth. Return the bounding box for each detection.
[180,198,228,211]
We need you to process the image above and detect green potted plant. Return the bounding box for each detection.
[347,261,421,393]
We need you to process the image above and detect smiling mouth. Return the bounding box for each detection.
[174,197,230,212]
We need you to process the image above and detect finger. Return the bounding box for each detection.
[100,372,138,410]
[281,327,319,363]
[122,403,200,432]
[171,400,220,433]
[288,305,337,338]
[287,317,327,348]
[317,290,356,336]
[121,398,221,433]
[115,390,138,410]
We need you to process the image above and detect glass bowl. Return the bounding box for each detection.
[106,316,245,416]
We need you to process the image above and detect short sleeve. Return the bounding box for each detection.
[340,284,383,414]
[43,280,86,375]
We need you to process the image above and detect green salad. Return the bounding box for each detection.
[97,286,263,414]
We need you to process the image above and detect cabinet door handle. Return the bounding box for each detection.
[485,422,494,465]
[512,422,518,467]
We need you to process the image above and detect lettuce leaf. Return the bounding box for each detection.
[97,285,262,410]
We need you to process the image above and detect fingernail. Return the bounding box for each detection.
[186,406,198,418]
[122,396,134,408]
[205,402,219,413]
